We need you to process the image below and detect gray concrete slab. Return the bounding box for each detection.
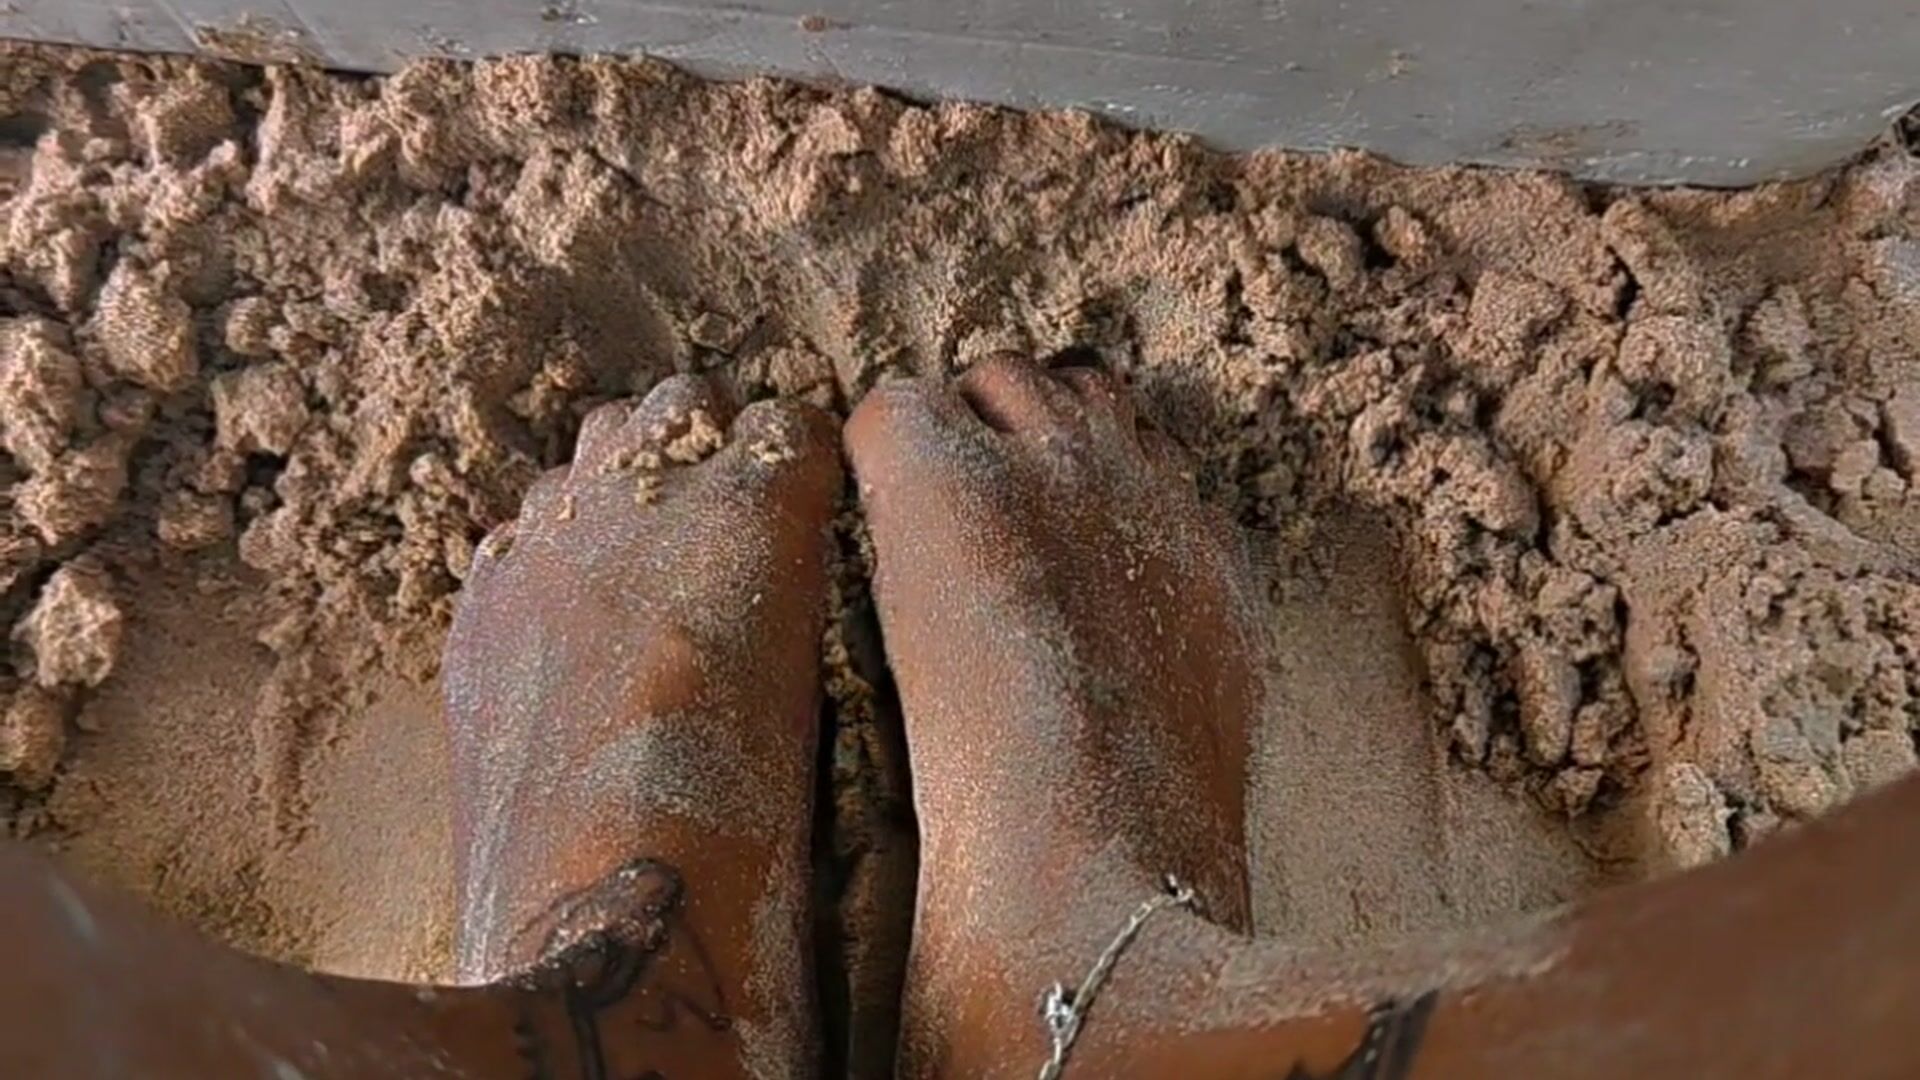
[2,0,1916,185]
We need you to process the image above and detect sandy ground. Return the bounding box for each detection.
[1,42,1917,1067]
[36,561,454,978]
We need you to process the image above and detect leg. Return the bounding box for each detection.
[446,375,842,1077]
[1138,774,1920,1079]
[0,839,673,1078]
[847,355,1920,1078]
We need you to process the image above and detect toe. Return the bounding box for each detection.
[626,373,738,465]
[721,397,845,506]
[465,519,520,586]
[845,376,979,483]
[571,400,636,475]
[731,396,839,460]
[1138,423,1199,482]
[1053,366,1137,436]
[518,467,572,524]
[953,353,1076,434]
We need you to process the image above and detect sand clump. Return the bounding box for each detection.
[0,42,1914,989]
[14,556,123,688]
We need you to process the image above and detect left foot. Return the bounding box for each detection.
[443,375,841,1077]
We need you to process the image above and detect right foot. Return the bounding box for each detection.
[845,356,1267,1077]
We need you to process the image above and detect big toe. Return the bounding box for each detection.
[844,375,983,490]
[716,396,845,514]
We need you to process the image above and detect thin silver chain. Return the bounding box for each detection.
[1037,875,1199,1079]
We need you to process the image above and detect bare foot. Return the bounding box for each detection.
[444,375,841,1077]
[845,356,1265,1077]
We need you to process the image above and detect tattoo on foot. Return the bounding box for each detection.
[509,860,731,1079]
[1284,991,1437,1080]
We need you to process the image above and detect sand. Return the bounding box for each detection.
[0,39,1916,1060]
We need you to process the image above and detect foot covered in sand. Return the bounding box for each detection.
[846,355,1267,1076]
[443,374,841,1076]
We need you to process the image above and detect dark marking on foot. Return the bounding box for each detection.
[509,859,731,1079]
[513,1008,557,1080]
[1282,991,1438,1080]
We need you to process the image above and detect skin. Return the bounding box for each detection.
[442,373,843,1076]
[3,360,1920,1078]
[843,356,1266,1076]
